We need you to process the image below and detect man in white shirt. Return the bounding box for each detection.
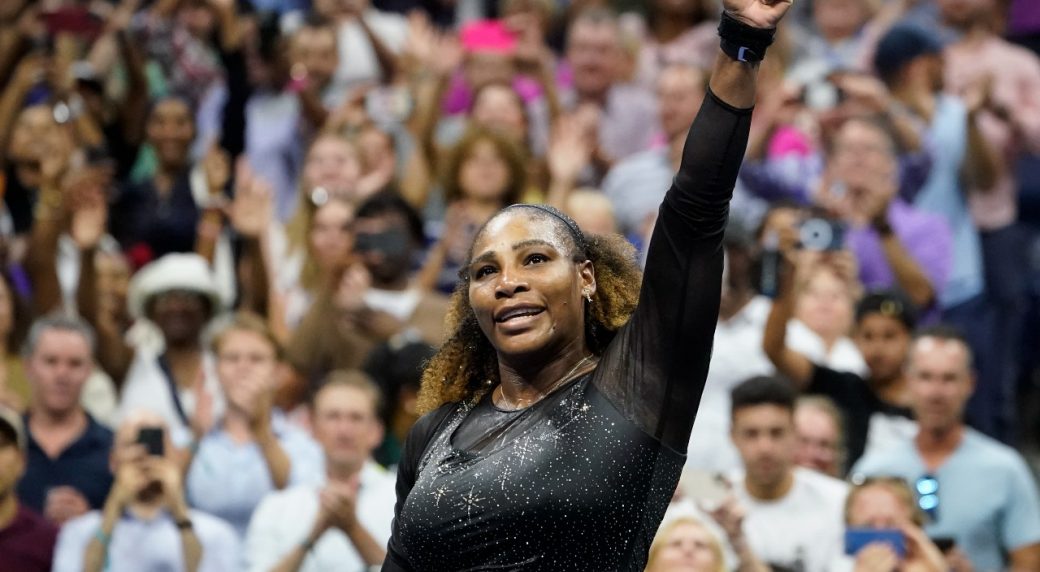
[727,376,849,572]
[53,411,239,572]
[245,370,396,572]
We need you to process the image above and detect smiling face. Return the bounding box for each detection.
[146,98,195,171]
[466,210,595,362]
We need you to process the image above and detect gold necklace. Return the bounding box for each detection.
[494,355,597,411]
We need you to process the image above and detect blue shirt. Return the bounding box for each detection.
[186,412,324,537]
[852,428,1040,571]
[18,413,114,513]
[912,95,984,308]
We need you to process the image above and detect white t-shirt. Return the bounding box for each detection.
[686,297,865,475]
[54,509,240,572]
[244,461,397,572]
[788,319,867,376]
[732,467,849,572]
[687,296,775,473]
[117,349,225,446]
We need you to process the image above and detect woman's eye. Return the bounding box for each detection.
[525,254,548,265]
[474,265,496,279]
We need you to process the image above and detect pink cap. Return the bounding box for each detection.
[460,20,517,55]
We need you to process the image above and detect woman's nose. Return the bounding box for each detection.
[495,268,529,298]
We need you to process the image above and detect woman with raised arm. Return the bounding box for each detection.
[383,0,792,569]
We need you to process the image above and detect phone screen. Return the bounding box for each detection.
[844,528,906,558]
[136,427,165,457]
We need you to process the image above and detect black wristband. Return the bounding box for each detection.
[718,11,776,63]
[175,518,193,530]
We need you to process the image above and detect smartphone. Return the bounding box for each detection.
[136,427,165,457]
[931,537,956,553]
[844,528,906,558]
[678,470,730,510]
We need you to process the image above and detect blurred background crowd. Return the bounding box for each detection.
[0,0,1038,570]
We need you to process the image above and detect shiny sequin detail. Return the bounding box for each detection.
[394,376,684,570]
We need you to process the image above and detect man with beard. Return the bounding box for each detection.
[726,376,848,572]
[52,412,239,572]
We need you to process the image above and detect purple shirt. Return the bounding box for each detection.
[0,505,58,572]
[846,200,952,303]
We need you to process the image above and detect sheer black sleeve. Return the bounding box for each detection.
[592,89,753,452]
[384,403,456,571]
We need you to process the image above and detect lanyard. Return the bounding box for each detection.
[157,353,191,427]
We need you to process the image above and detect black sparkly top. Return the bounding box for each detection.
[384,90,755,571]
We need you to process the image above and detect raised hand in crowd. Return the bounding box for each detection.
[225,366,275,438]
[546,113,594,209]
[203,142,231,199]
[704,491,770,572]
[189,370,215,443]
[228,164,273,240]
[69,173,110,252]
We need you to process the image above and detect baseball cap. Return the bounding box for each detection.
[873,22,943,83]
[856,290,918,331]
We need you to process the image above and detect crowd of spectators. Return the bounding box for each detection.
[0,0,1038,570]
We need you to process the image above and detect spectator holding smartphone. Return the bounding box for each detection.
[852,327,1040,571]
[52,411,239,572]
[842,477,947,572]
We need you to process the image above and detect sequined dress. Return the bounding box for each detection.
[384,91,754,571]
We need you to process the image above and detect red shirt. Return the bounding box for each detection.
[0,504,57,572]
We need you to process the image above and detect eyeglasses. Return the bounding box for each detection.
[915,474,939,522]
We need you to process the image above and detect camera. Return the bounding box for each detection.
[799,218,845,251]
[800,79,845,112]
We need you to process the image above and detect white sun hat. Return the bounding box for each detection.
[127,253,225,320]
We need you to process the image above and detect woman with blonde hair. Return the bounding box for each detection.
[646,517,727,572]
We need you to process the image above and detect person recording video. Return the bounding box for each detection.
[52,412,239,572]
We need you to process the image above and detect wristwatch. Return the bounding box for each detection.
[175,518,194,530]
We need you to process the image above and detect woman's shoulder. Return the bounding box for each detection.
[409,402,460,442]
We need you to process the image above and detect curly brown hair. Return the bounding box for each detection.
[441,126,527,206]
[417,207,642,414]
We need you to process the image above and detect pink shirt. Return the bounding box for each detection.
[944,37,1040,230]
